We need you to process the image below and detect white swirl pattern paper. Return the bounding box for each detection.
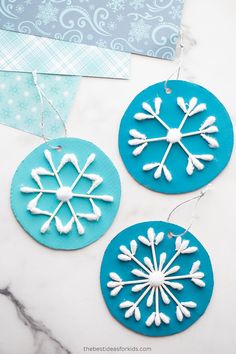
[0,0,185,59]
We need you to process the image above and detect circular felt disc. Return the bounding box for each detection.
[100,221,214,336]
[11,137,121,250]
[119,80,234,194]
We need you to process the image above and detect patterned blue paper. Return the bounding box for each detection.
[11,137,121,250]
[100,221,214,336]
[0,29,130,79]
[119,80,234,194]
[0,0,185,59]
[0,71,80,137]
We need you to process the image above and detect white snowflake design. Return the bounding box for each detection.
[107,21,117,31]
[128,97,219,181]
[3,22,15,30]
[107,228,205,327]
[129,0,145,10]
[36,3,59,25]
[20,150,113,235]
[169,5,182,20]
[107,0,126,13]
[96,39,107,48]
[15,4,25,14]
[129,19,152,42]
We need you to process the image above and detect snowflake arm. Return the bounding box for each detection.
[134,98,170,130]
[143,143,173,181]
[118,241,152,274]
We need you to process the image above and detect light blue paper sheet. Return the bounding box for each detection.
[0,71,80,137]
[0,29,130,79]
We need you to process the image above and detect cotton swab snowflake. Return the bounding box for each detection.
[20,150,113,235]
[128,97,219,182]
[107,227,205,327]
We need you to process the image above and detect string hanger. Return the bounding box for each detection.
[167,184,213,238]
[164,30,184,94]
[32,70,67,149]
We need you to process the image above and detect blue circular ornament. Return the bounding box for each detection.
[11,138,121,250]
[119,80,234,194]
[100,221,214,336]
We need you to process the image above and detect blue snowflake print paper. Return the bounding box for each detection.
[119,80,234,194]
[0,71,80,137]
[11,137,121,250]
[100,221,214,336]
[0,0,185,59]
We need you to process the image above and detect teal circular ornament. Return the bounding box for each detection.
[11,138,121,250]
[100,221,214,336]
[119,80,234,194]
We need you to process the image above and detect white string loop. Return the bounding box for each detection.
[32,70,67,149]
[167,184,213,238]
[164,31,184,94]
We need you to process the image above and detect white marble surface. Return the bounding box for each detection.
[0,0,236,353]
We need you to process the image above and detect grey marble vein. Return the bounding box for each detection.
[0,287,72,354]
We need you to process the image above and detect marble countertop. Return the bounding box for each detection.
[0,0,236,353]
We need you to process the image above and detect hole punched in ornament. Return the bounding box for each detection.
[32,70,67,151]
[166,184,212,238]
[55,145,62,151]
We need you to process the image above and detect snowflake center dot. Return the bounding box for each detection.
[56,186,73,202]
[148,271,165,287]
[166,128,182,144]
